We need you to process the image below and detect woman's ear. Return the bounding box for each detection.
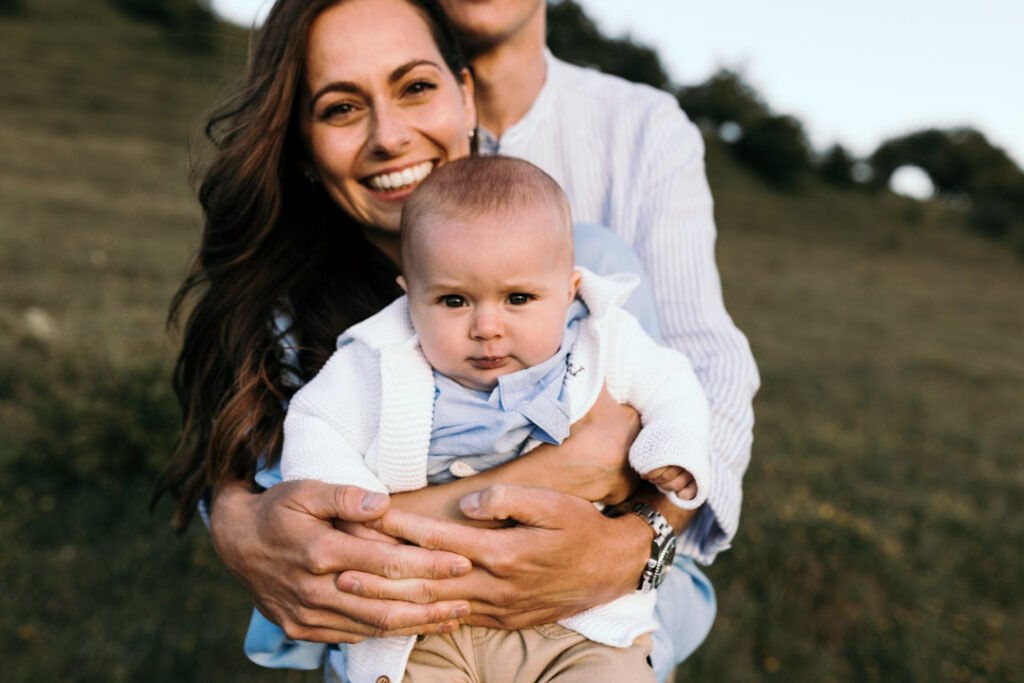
[396,275,408,292]
[459,67,477,139]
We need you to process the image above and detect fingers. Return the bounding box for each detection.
[291,479,391,523]
[459,484,587,528]
[674,476,698,500]
[266,588,469,642]
[643,467,694,494]
[337,571,457,605]
[332,519,401,544]
[643,466,670,482]
[325,591,470,635]
[310,531,472,579]
[375,509,495,560]
[376,486,585,559]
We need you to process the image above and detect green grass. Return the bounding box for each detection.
[2,1,1022,681]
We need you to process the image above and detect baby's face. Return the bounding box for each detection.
[400,203,580,392]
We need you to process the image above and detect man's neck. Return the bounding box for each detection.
[467,17,547,141]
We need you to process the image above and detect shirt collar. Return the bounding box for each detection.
[477,49,559,152]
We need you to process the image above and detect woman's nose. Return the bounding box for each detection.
[470,306,504,340]
[368,102,412,156]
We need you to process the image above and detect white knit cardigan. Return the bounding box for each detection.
[282,268,711,683]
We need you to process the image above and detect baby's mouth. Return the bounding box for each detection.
[471,356,508,370]
[364,161,435,193]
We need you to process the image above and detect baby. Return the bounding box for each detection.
[281,156,711,683]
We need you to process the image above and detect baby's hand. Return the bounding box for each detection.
[643,466,697,501]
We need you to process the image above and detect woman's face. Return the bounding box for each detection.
[300,0,476,233]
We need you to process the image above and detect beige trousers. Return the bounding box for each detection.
[400,624,655,683]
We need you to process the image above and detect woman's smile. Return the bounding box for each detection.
[363,160,436,194]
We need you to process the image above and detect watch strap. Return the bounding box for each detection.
[604,501,677,591]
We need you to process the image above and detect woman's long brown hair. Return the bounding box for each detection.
[154,0,467,529]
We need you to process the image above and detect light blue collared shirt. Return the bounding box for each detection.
[427,300,586,483]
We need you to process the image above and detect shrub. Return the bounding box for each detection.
[732,115,812,188]
[819,144,857,188]
[547,0,670,89]
[676,69,770,130]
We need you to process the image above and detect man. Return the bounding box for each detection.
[436,1,760,676]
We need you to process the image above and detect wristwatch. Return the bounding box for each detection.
[604,501,676,592]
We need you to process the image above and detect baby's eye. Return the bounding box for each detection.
[439,295,466,308]
[507,293,533,305]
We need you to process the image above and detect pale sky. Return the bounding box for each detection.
[209,0,1024,171]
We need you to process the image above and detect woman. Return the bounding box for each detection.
[156,0,673,666]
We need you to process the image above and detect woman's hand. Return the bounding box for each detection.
[336,485,655,629]
[208,478,473,643]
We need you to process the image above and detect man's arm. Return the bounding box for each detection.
[632,99,760,562]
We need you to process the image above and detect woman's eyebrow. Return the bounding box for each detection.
[308,81,360,112]
[308,60,442,113]
[389,59,441,84]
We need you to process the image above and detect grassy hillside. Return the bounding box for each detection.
[2,2,1021,681]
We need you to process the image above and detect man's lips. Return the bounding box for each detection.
[470,356,509,370]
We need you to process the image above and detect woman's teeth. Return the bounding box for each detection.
[367,161,434,192]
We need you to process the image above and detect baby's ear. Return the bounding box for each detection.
[396,275,408,293]
[568,269,582,300]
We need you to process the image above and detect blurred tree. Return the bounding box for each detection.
[870,128,1024,237]
[675,69,770,129]
[819,143,857,188]
[546,0,670,89]
[0,0,24,17]
[870,128,1023,198]
[732,115,813,189]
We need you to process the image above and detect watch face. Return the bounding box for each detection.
[652,537,677,589]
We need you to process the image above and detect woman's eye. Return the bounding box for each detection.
[440,295,466,308]
[507,293,532,305]
[405,80,437,97]
[321,101,355,120]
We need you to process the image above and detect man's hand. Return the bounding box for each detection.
[208,479,472,643]
[334,485,654,630]
[534,387,642,504]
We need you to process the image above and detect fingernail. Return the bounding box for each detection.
[338,577,361,594]
[449,605,470,619]
[361,491,387,512]
[461,492,480,514]
[440,621,456,634]
[450,560,471,577]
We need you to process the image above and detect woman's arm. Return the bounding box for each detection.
[388,387,642,524]
[208,477,473,643]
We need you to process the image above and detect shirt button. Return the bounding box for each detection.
[449,460,479,478]
[376,677,390,683]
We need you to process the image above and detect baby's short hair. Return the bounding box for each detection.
[400,156,572,254]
